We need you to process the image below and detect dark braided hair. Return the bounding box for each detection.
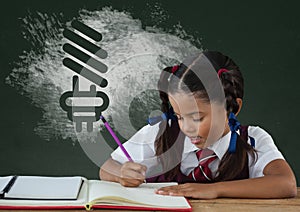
[154,67,185,181]
[203,51,243,114]
[203,51,257,181]
[154,51,256,182]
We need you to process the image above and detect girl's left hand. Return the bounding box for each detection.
[155,183,219,199]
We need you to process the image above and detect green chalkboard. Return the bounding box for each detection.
[0,0,299,186]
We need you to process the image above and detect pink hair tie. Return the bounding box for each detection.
[218,68,228,77]
[171,65,179,73]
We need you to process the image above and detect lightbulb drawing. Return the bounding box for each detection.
[60,20,109,132]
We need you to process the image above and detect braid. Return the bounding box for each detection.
[160,90,170,114]
[211,53,257,182]
[155,90,170,157]
[203,50,243,113]
[219,70,242,114]
[154,67,184,181]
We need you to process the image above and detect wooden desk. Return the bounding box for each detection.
[188,187,300,211]
[2,188,300,212]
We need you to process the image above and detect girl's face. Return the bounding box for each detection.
[169,92,229,149]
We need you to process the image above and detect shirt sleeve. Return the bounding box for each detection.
[248,126,284,178]
[110,123,160,174]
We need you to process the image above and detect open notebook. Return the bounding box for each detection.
[0,176,191,211]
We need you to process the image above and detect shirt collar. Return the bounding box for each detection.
[208,131,231,159]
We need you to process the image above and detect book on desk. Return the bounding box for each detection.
[0,175,191,211]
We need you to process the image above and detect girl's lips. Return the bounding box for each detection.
[189,136,205,145]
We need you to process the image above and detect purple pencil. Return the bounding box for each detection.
[100,115,133,162]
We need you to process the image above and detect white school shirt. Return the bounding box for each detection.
[111,123,284,179]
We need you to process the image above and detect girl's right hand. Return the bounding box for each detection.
[119,161,147,187]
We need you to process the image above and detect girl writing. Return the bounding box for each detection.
[100,51,297,199]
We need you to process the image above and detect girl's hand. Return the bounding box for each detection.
[156,183,219,199]
[119,161,147,187]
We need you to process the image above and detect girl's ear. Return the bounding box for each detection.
[235,98,243,116]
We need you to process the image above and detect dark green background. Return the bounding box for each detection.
[0,0,299,184]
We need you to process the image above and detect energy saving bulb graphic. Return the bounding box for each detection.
[60,20,109,132]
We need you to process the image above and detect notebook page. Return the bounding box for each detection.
[88,181,190,208]
[5,176,83,200]
[0,176,14,193]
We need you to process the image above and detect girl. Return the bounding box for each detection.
[100,51,297,199]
